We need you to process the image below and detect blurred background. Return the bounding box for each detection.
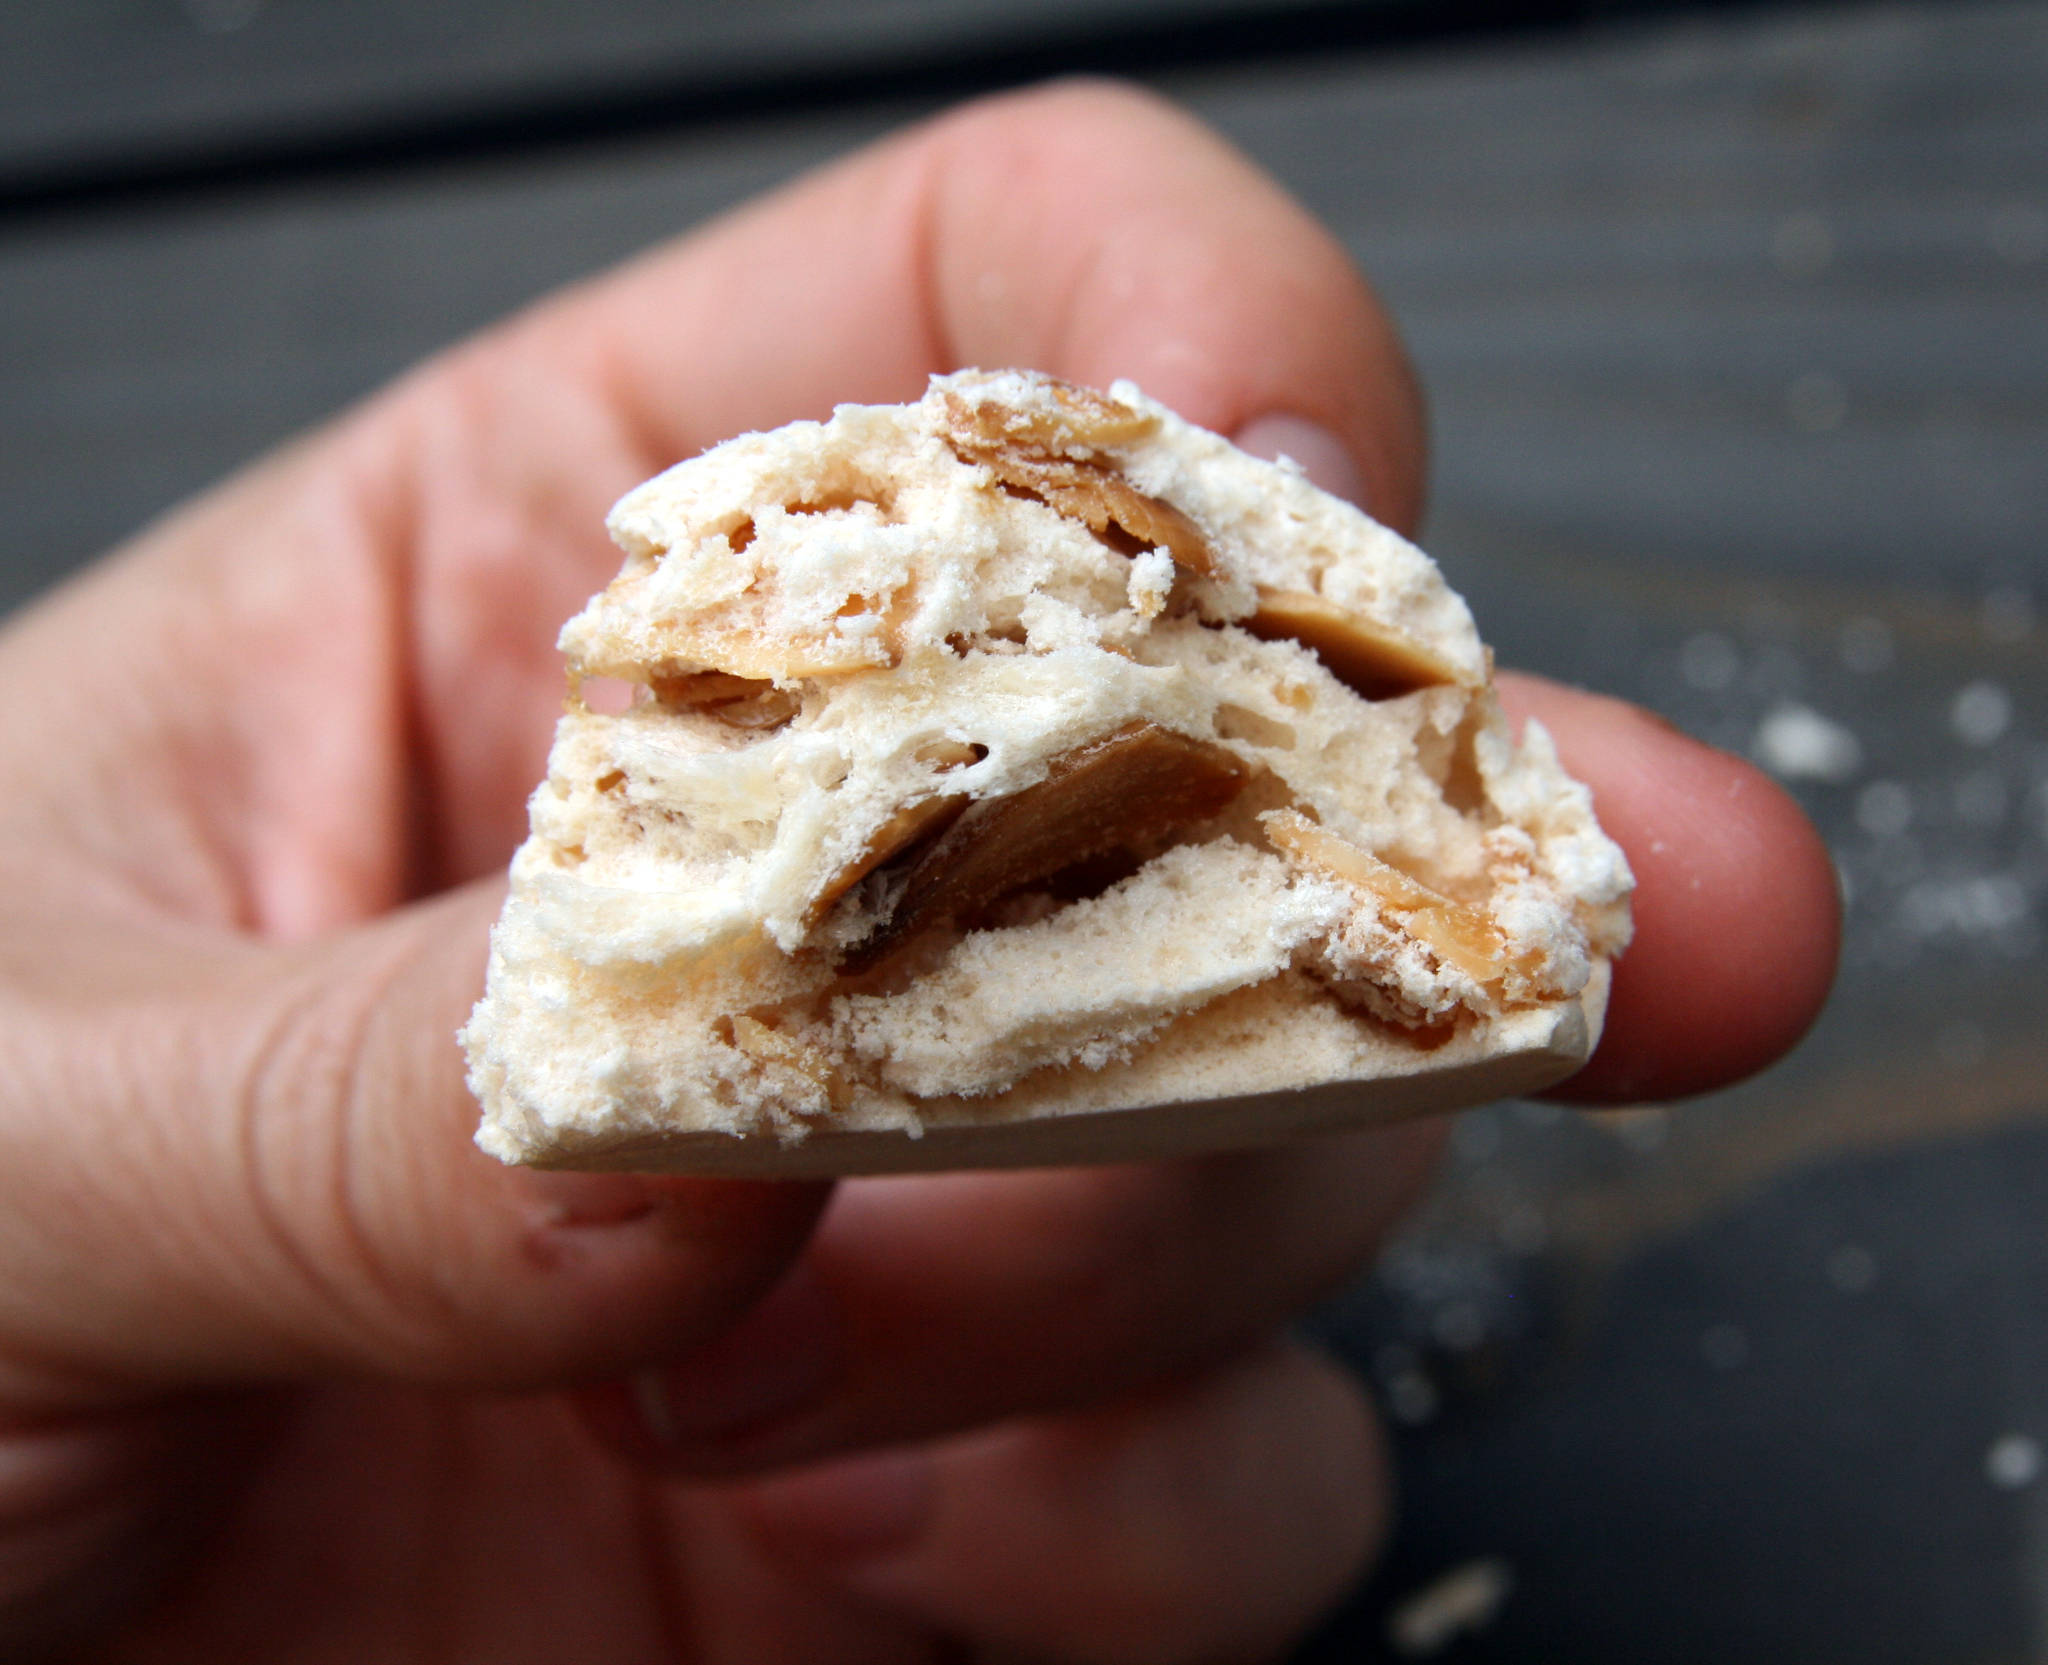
[2,0,2043,1656]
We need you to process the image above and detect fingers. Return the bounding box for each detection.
[534,78,1424,524]
[587,1118,1442,1477]
[1497,672,1841,1102]
[726,1342,1384,1665]
[0,884,827,1404]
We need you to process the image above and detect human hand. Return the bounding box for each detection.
[0,82,1836,1662]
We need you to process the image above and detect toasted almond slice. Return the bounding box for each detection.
[804,740,986,927]
[648,670,773,705]
[631,577,918,685]
[913,738,985,771]
[806,793,972,929]
[991,454,1218,578]
[1046,463,1218,578]
[1264,810,1506,985]
[1405,908,1511,987]
[631,620,889,681]
[848,722,1249,968]
[943,386,1218,579]
[647,669,802,728]
[1244,590,1467,700]
[942,378,1160,456]
[729,1014,843,1108]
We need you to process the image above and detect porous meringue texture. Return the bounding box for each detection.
[462,371,1633,1175]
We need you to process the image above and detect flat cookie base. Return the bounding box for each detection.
[518,968,1607,1178]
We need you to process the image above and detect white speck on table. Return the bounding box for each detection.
[1987,1434,2043,1490]
[1390,1559,1516,1657]
[1755,702,1863,783]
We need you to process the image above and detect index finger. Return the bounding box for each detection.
[535,77,1426,527]
[1500,673,1841,1103]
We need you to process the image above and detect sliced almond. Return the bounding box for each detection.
[729,1013,844,1109]
[942,378,1160,456]
[1044,463,1217,579]
[913,738,985,771]
[806,793,972,929]
[1264,809,1506,985]
[643,630,888,681]
[803,739,986,927]
[629,587,911,685]
[942,385,1218,579]
[846,721,1249,969]
[1243,590,1467,700]
[647,669,801,728]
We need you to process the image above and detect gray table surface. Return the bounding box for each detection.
[0,0,1305,191]
[4,1,2046,1658]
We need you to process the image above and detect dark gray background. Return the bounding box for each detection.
[3,1,2044,1657]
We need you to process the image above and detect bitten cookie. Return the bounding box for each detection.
[461,371,1633,1175]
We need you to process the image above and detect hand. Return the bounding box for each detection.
[0,82,1836,1662]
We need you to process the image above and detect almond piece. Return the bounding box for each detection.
[805,796,971,929]
[1244,590,1467,700]
[728,1013,844,1111]
[1263,809,1506,985]
[942,385,1218,579]
[847,722,1249,968]
[648,669,801,728]
[944,377,1160,456]
[803,740,984,927]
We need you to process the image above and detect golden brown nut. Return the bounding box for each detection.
[1243,590,1468,701]
[804,741,984,928]
[848,722,1249,968]
[1263,809,1505,985]
[646,669,803,728]
[943,382,1218,578]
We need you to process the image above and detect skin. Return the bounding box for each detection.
[0,81,1838,1664]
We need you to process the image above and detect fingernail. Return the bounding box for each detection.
[1232,414,1370,511]
[733,1445,936,1564]
[630,1260,843,1451]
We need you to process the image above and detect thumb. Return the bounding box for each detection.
[0,881,827,1405]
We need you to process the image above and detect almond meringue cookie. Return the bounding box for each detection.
[460,370,1633,1176]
